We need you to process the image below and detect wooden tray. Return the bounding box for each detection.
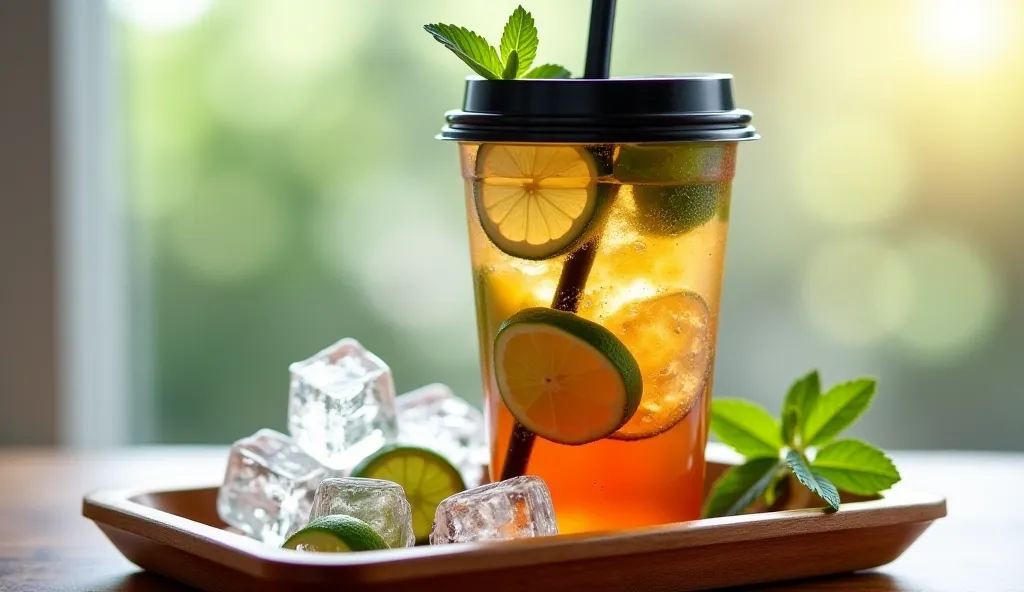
[82,445,946,592]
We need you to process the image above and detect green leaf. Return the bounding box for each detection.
[762,471,786,508]
[499,6,538,76]
[781,370,821,446]
[710,399,784,459]
[523,64,572,79]
[803,378,876,446]
[811,439,901,495]
[781,408,799,449]
[785,450,841,512]
[702,458,783,518]
[424,23,503,80]
[501,50,519,80]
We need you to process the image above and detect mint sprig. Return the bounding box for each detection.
[703,373,901,518]
[425,5,571,80]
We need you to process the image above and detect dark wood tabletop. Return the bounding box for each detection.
[0,447,1021,592]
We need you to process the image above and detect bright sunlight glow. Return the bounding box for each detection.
[109,0,213,31]
[917,0,1017,69]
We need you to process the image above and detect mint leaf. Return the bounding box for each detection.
[781,408,799,448]
[424,23,503,80]
[523,64,572,79]
[499,6,538,76]
[781,370,820,446]
[811,439,901,495]
[502,50,519,80]
[702,457,783,518]
[785,450,840,512]
[803,379,876,447]
[710,399,784,459]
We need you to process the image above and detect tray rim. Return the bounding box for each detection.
[82,445,947,583]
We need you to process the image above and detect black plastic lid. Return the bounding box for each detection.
[439,74,758,144]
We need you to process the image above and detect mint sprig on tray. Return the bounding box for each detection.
[425,6,571,80]
[703,372,901,517]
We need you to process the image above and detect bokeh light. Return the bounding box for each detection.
[200,2,365,133]
[165,175,290,282]
[916,0,1019,70]
[109,0,213,31]
[792,115,914,228]
[894,233,1005,361]
[801,238,913,346]
[314,180,471,338]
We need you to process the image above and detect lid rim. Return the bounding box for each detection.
[445,109,753,126]
[439,126,758,143]
[443,75,758,143]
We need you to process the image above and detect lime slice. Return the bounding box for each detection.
[494,307,643,445]
[613,143,734,184]
[474,145,601,260]
[629,183,723,236]
[604,291,712,440]
[282,515,389,553]
[352,445,466,543]
[615,143,732,236]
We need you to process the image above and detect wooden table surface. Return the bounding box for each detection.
[0,447,1021,592]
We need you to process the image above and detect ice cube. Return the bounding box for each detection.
[288,338,398,470]
[429,476,557,544]
[308,477,415,548]
[397,384,488,487]
[216,429,328,546]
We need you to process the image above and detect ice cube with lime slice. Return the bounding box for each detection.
[396,383,489,488]
[283,515,390,553]
[352,445,467,544]
[307,477,416,548]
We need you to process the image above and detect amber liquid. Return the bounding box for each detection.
[462,142,737,534]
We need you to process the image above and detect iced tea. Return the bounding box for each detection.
[462,141,738,534]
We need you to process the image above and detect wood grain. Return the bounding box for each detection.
[1,448,1022,591]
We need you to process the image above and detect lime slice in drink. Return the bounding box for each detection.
[604,291,712,440]
[493,307,642,445]
[474,145,602,260]
[629,183,723,236]
[352,445,466,543]
[282,515,389,553]
[614,143,733,184]
[614,144,731,236]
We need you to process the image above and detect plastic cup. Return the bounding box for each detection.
[439,75,757,534]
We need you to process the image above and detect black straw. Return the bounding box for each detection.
[583,0,617,79]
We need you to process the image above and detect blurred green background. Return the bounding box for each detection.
[111,0,1024,449]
